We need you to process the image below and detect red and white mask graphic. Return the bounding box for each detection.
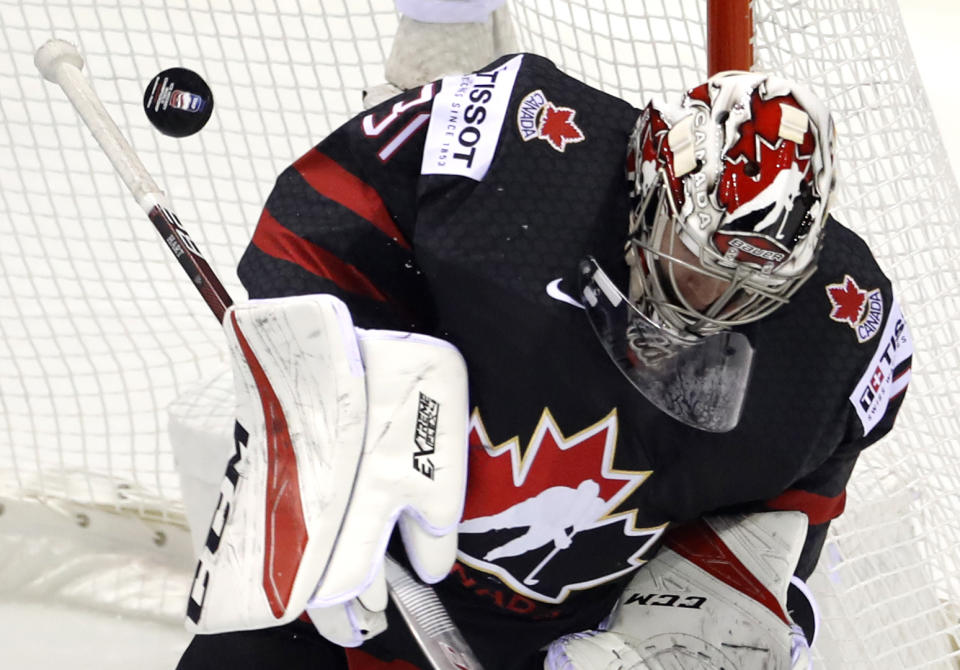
[624,72,837,336]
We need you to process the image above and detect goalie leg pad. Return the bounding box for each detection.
[395,0,508,24]
[544,630,644,670]
[382,4,517,91]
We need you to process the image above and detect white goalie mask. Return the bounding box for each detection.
[626,71,837,337]
[581,73,835,432]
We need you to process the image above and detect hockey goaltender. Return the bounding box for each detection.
[175,2,912,669]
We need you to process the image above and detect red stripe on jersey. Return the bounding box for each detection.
[252,209,388,302]
[229,311,309,618]
[765,488,846,526]
[293,148,411,250]
[345,649,421,669]
[891,366,911,399]
[664,519,790,625]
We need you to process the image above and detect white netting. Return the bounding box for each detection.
[754,4,960,667]
[0,1,957,666]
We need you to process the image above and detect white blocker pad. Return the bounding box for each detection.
[167,368,238,558]
[186,294,368,632]
[184,294,469,634]
[546,512,811,670]
[308,328,470,605]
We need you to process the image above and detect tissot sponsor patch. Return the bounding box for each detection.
[826,274,884,343]
[516,89,585,152]
[421,54,522,180]
[850,300,912,435]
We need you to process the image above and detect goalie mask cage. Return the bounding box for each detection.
[1,0,958,667]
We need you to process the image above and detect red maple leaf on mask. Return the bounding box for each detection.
[826,276,866,325]
[539,103,585,152]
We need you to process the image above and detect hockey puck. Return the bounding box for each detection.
[143,67,214,138]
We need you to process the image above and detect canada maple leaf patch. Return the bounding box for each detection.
[826,274,884,343]
[539,104,584,151]
[516,89,585,152]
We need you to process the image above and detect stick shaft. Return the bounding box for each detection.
[38,40,232,321]
[48,57,161,208]
[384,556,484,670]
[143,197,233,322]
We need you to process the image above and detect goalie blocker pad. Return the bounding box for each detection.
[185,294,469,634]
[546,512,814,670]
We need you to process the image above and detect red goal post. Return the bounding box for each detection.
[708,0,754,74]
[1,1,959,668]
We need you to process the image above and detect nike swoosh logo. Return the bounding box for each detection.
[546,278,584,309]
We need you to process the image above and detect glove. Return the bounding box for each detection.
[306,573,389,647]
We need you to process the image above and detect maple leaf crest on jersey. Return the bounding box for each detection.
[458,408,664,604]
[826,274,884,342]
[516,89,586,152]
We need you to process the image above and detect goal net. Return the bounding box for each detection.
[1,1,958,667]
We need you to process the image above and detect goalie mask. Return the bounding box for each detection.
[582,72,836,432]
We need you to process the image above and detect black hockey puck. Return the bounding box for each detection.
[143,67,214,138]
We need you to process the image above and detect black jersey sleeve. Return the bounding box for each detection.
[761,229,913,579]
[237,83,441,330]
[761,444,859,579]
[765,373,910,579]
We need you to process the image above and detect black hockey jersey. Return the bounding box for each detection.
[238,54,912,669]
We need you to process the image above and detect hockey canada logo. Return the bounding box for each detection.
[826,274,884,343]
[458,408,663,604]
[516,89,586,152]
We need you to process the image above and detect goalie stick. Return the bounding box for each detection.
[34,41,231,322]
[34,38,482,670]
